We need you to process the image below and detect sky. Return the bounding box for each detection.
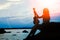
[0,0,60,18]
[0,0,60,17]
[0,0,60,28]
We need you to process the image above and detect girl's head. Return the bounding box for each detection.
[43,8,49,14]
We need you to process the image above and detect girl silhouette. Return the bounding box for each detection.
[24,8,50,40]
[33,8,50,24]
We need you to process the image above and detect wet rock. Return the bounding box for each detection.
[1,38,5,39]
[17,32,20,33]
[6,38,9,40]
[12,34,16,36]
[6,31,11,33]
[0,29,6,34]
[22,30,28,33]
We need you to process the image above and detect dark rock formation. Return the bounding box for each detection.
[0,29,6,34]
[23,30,28,33]
[24,22,60,40]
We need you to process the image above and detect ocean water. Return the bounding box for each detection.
[0,16,60,28]
[0,29,40,40]
[0,29,31,40]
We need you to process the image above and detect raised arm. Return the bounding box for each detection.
[38,15,43,18]
[33,8,39,17]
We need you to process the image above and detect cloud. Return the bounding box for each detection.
[0,0,23,10]
[8,0,20,1]
[0,2,12,9]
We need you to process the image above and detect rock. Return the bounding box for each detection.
[24,22,60,40]
[0,29,6,34]
[17,32,20,33]
[22,30,28,33]
[12,34,16,36]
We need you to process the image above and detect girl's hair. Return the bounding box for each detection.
[43,8,49,14]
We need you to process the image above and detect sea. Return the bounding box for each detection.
[0,29,40,40]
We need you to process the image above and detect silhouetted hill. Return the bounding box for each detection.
[24,22,60,40]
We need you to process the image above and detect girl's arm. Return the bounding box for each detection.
[38,16,43,18]
[33,8,39,17]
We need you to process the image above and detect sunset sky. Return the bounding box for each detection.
[0,0,60,28]
[0,0,60,17]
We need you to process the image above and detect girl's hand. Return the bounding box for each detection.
[33,8,35,10]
